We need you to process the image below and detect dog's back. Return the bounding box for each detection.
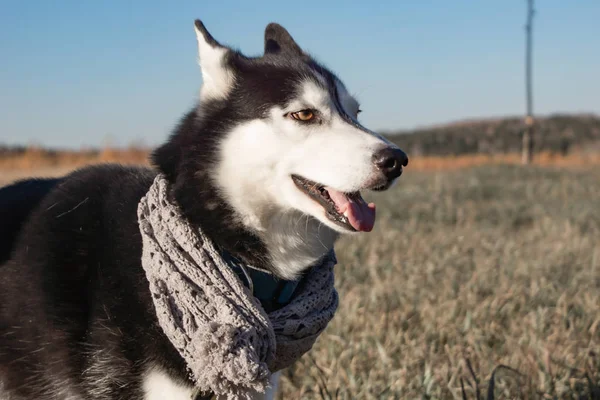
[0,165,193,399]
[0,178,61,265]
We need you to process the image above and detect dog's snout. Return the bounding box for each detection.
[372,147,408,180]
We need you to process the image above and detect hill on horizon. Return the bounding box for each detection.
[386,113,600,156]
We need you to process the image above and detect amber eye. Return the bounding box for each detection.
[290,109,315,122]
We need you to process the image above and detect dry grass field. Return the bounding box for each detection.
[282,164,599,399]
[1,152,599,399]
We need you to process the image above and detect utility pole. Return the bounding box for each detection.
[522,0,535,164]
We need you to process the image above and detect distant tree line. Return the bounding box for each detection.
[385,114,600,157]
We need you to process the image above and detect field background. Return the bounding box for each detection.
[1,119,599,399]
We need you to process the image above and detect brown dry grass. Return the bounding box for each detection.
[0,146,150,170]
[1,147,600,176]
[1,152,599,399]
[0,147,150,185]
[281,165,600,399]
[409,151,600,171]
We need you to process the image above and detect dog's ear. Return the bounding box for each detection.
[194,19,234,100]
[264,23,304,56]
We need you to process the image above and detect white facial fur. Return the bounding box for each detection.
[214,78,401,279]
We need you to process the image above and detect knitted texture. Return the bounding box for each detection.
[137,175,339,399]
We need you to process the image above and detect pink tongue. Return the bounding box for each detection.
[325,188,376,232]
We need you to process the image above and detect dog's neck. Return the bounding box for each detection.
[255,208,339,279]
[169,174,338,281]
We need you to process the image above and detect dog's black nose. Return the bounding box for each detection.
[372,147,408,180]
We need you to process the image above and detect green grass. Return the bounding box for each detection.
[279,165,600,399]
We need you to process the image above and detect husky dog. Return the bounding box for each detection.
[0,20,407,399]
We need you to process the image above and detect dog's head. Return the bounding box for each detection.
[153,20,408,279]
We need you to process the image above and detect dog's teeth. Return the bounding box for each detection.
[343,210,349,218]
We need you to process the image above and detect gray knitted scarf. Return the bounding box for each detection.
[137,175,339,399]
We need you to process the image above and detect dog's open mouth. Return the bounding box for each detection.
[292,175,376,232]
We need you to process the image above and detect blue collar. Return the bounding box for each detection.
[222,252,301,312]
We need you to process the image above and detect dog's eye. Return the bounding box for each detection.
[290,109,315,122]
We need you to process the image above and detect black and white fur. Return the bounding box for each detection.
[0,20,407,399]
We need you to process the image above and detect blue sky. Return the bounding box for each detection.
[1,1,598,148]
